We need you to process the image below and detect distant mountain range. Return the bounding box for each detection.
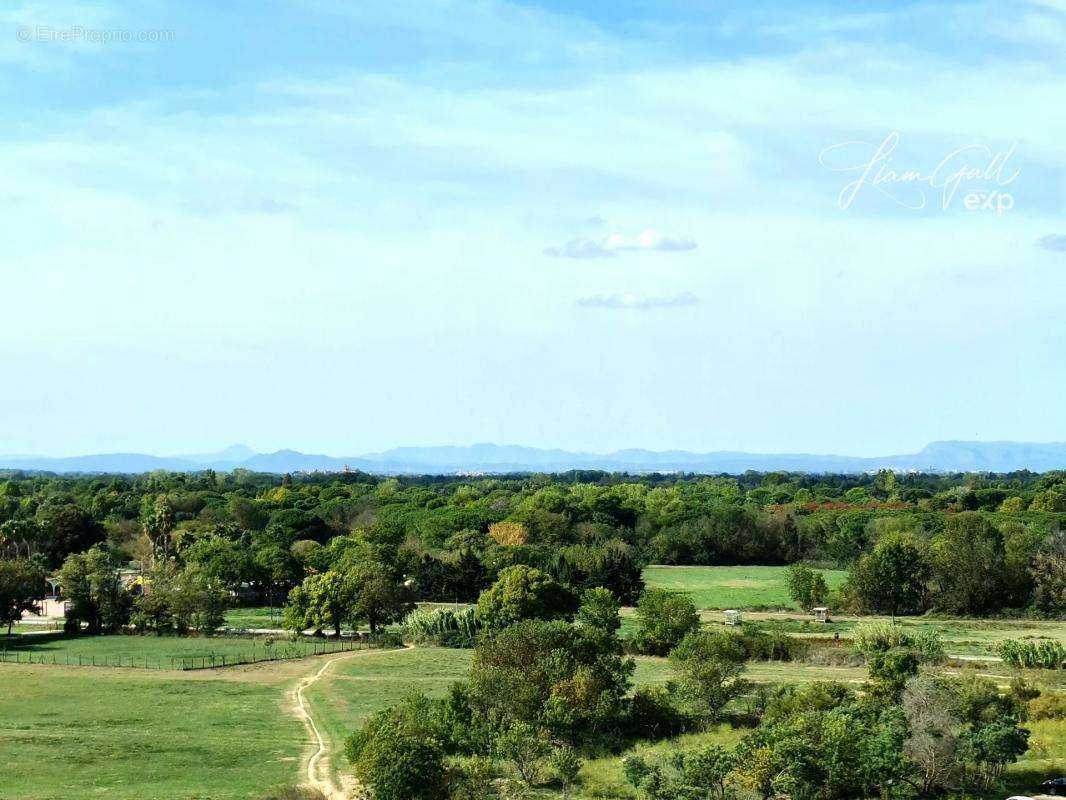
[3,440,1066,475]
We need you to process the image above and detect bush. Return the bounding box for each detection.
[627,686,687,739]
[345,708,447,800]
[853,620,909,653]
[998,638,1066,669]
[737,623,806,661]
[630,589,699,656]
[1029,691,1066,720]
[402,606,481,647]
[669,629,749,722]
[450,755,496,800]
[853,621,944,663]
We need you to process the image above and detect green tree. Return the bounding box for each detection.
[848,534,931,617]
[184,535,250,592]
[931,513,1006,614]
[0,519,41,560]
[468,619,633,737]
[1029,489,1065,512]
[474,565,578,632]
[0,558,44,635]
[576,587,621,634]
[786,564,828,611]
[141,495,176,561]
[283,570,354,636]
[1030,532,1066,614]
[550,744,583,800]
[58,546,131,634]
[349,559,415,633]
[739,682,909,800]
[36,503,104,567]
[669,630,749,722]
[131,561,226,634]
[495,721,551,787]
[344,709,446,800]
[631,589,699,656]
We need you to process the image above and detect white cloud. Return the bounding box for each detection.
[544,229,696,259]
[577,291,699,310]
[543,238,616,259]
[604,229,696,252]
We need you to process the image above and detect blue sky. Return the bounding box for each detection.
[1,0,1064,458]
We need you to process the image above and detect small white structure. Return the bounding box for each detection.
[812,606,831,623]
[723,610,741,626]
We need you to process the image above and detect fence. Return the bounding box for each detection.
[0,635,395,671]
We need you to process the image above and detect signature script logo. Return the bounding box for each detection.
[819,131,1019,215]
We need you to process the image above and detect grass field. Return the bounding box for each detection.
[0,663,306,800]
[2,639,1063,799]
[305,646,473,785]
[0,632,377,669]
[643,565,848,609]
[4,563,1065,799]
[731,612,1066,657]
[224,606,285,629]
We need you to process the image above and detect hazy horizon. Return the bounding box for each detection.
[7,437,1066,462]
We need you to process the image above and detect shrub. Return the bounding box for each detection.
[627,686,686,739]
[669,629,749,722]
[1029,691,1066,720]
[345,708,447,800]
[630,589,699,656]
[997,638,1066,670]
[853,621,909,653]
[402,606,481,647]
[450,755,496,800]
[853,622,944,664]
[737,623,805,661]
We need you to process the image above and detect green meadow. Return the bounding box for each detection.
[0,632,374,669]
[642,564,848,609]
[0,664,305,800]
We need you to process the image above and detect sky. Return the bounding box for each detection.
[1,0,1064,458]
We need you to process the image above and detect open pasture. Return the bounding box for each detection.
[0,663,306,800]
[642,564,847,609]
[0,632,378,669]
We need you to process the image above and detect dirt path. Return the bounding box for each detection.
[292,646,414,800]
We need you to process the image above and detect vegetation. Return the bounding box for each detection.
[2,468,1066,798]
[998,638,1066,670]
[630,588,700,655]
[644,565,847,610]
[786,563,828,611]
[0,557,42,634]
[0,663,306,799]
[403,605,481,647]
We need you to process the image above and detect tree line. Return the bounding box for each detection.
[1,468,1064,634]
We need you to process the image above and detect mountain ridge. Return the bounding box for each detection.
[3,440,1066,475]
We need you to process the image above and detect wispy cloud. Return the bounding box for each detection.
[543,237,616,259]
[544,228,696,259]
[577,291,699,310]
[1037,234,1066,251]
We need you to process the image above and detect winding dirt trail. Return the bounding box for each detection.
[292,645,414,799]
